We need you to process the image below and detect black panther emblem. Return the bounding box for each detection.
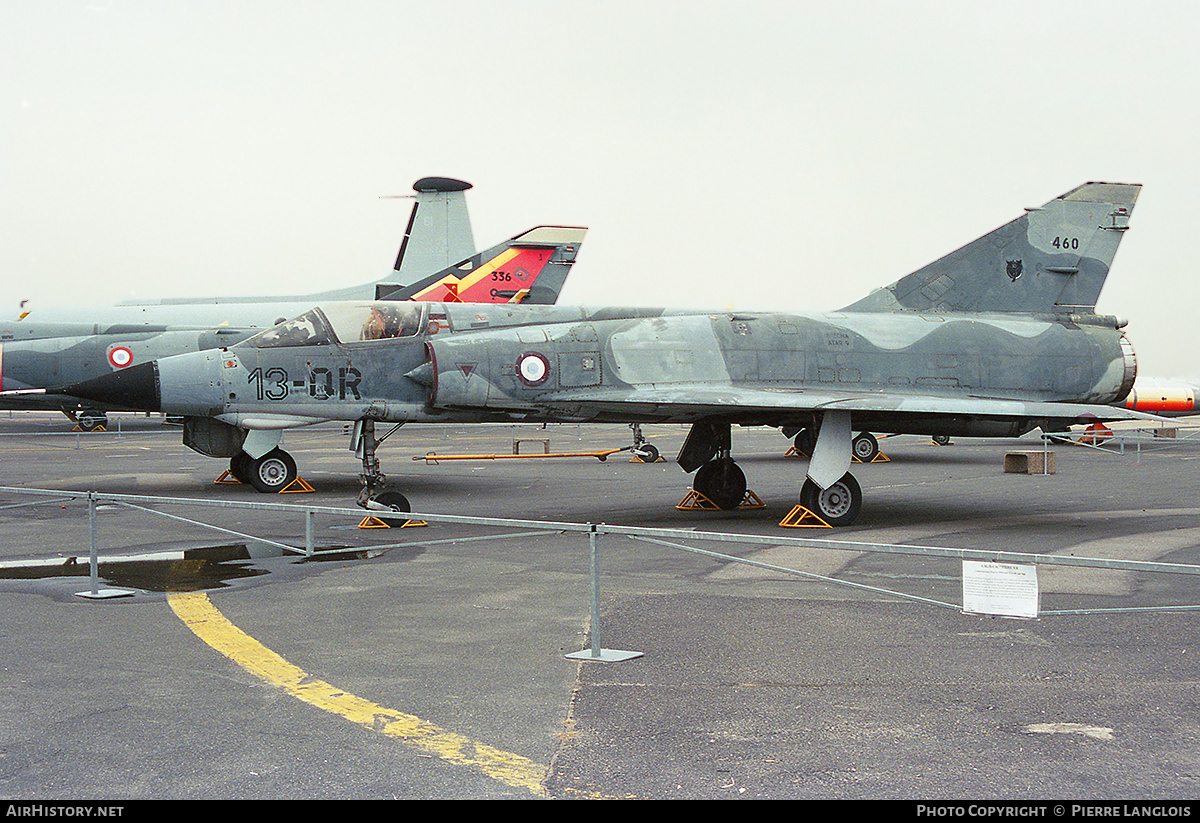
[1006,259,1023,282]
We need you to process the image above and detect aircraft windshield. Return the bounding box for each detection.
[243,303,424,349]
[244,308,333,348]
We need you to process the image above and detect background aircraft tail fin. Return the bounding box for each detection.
[842,182,1141,314]
[391,177,476,280]
[302,176,478,303]
[377,226,586,305]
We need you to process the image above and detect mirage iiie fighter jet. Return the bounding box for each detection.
[59,182,1153,526]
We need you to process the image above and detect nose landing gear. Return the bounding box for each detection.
[353,419,410,513]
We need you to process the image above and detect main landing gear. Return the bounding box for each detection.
[692,456,747,510]
[228,448,298,494]
[851,431,880,463]
[790,427,879,464]
[681,419,865,526]
[798,472,861,527]
[681,422,753,513]
[64,408,108,432]
[678,420,751,511]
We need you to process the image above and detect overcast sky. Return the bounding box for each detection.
[3,1,1198,380]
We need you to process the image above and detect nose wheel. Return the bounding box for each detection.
[632,443,660,463]
[629,423,660,463]
[364,489,411,527]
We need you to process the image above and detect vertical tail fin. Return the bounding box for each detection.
[391,177,477,280]
[377,226,587,305]
[309,176,478,303]
[843,182,1141,314]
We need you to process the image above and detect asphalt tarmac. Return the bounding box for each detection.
[2,411,1200,800]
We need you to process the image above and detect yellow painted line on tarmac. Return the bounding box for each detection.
[167,591,548,796]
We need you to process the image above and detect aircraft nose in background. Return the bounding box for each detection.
[60,361,162,413]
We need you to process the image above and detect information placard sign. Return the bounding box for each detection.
[962,561,1039,618]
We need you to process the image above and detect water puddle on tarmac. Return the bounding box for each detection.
[0,542,388,593]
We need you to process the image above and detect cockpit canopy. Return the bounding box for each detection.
[243,303,425,348]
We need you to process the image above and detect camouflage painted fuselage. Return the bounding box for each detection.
[425,306,1136,436]
[138,301,1135,442]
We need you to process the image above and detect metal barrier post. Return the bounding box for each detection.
[87,492,97,594]
[566,525,642,663]
[76,492,134,600]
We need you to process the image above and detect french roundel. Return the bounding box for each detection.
[108,346,134,369]
[516,352,550,386]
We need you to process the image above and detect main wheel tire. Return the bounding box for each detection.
[693,457,747,510]
[932,434,951,446]
[77,413,107,432]
[229,452,252,485]
[247,448,298,493]
[852,432,880,462]
[800,472,862,527]
[793,428,817,456]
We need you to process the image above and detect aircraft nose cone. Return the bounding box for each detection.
[60,361,161,413]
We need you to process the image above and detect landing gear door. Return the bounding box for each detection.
[808,410,852,489]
